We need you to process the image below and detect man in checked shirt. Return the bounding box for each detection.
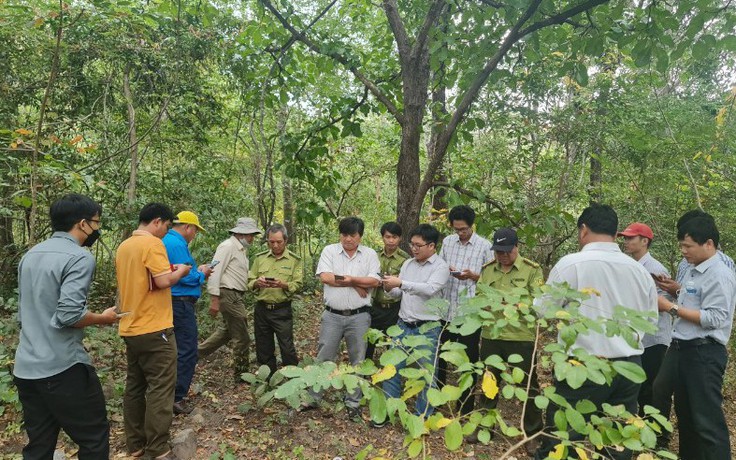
[437,205,494,415]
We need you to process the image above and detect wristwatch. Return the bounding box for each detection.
[668,303,679,319]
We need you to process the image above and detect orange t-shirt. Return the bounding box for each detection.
[116,230,173,336]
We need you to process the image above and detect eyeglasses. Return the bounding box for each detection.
[453,226,471,234]
[410,242,431,249]
[85,219,101,227]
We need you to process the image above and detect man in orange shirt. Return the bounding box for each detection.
[116,203,191,460]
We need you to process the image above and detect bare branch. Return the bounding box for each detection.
[479,0,505,8]
[519,0,609,37]
[414,0,449,62]
[260,0,405,125]
[382,0,411,62]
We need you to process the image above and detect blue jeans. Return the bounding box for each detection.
[173,298,198,402]
[382,320,441,417]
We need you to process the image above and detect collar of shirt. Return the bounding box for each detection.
[382,248,402,258]
[228,235,246,251]
[166,228,187,245]
[338,244,365,258]
[267,249,291,260]
[638,251,653,265]
[581,241,621,253]
[448,232,479,246]
[694,253,720,273]
[51,231,80,245]
[132,229,154,237]
[492,255,524,273]
[416,253,439,266]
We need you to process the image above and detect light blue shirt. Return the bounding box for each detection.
[676,250,735,283]
[674,254,736,345]
[14,232,95,379]
[388,254,450,322]
[162,229,205,298]
[638,252,673,348]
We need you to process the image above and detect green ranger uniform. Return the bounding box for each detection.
[478,256,543,342]
[477,255,544,436]
[366,248,410,360]
[247,249,303,374]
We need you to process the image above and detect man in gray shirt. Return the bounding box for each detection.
[13,194,119,459]
[375,224,450,426]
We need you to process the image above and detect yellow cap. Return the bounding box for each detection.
[174,211,206,232]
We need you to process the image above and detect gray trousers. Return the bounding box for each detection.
[310,309,370,408]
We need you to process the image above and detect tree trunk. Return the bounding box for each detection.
[589,151,602,203]
[428,70,448,218]
[283,176,295,244]
[123,63,138,238]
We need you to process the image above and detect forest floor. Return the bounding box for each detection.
[2,293,736,459]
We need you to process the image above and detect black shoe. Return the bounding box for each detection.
[370,418,387,428]
[173,400,193,415]
[346,406,363,422]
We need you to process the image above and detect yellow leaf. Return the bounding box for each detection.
[435,417,452,429]
[481,370,499,399]
[551,51,565,57]
[636,454,656,460]
[574,447,589,460]
[569,359,583,366]
[555,310,571,319]
[580,287,601,297]
[549,443,565,460]
[15,128,32,136]
[372,364,396,385]
[70,135,83,145]
[626,416,646,428]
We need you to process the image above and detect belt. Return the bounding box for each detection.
[374,300,400,309]
[172,296,198,303]
[671,337,720,349]
[400,319,435,329]
[257,300,292,310]
[221,287,244,294]
[325,305,370,316]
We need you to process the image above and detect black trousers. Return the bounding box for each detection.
[638,343,668,416]
[651,344,676,448]
[254,301,298,375]
[14,363,110,460]
[365,301,401,361]
[436,323,481,415]
[536,356,642,460]
[479,339,543,435]
[668,341,730,460]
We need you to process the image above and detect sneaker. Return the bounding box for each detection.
[346,406,362,422]
[173,400,193,415]
[370,418,388,428]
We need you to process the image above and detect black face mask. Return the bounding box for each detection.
[82,228,101,247]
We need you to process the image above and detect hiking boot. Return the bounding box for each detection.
[173,400,193,415]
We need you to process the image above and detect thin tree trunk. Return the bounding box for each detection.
[29,0,64,245]
[283,177,295,244]
[123,64,138,239]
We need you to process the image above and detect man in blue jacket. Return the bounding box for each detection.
[163,211,212,414]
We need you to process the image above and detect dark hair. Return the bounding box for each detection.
[139,203,175,224]
[409,224,440,246]
[266,223,288,239]
[338,216,364,236]
[49,194,102,232]
[448,205,475,226]
[676,209,714,230]
[577,203,617,237]
[678,216,719,247]
[380,221,402,237]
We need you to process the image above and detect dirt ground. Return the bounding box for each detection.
[2,294,736,459]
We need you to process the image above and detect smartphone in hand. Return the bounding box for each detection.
[208,260,220,269]
[334,274,345,281]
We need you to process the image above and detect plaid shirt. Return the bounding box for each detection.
[440,232,494,319]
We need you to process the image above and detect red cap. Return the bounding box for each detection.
[617,222,654,240]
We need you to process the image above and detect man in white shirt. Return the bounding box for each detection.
[304,217,381,421]
[374,224,450,426]
[535,204,658,460]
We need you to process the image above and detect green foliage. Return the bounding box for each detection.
[263,284,672,458]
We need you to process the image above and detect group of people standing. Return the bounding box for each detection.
[12,195,302,459]
[11,193,735,460]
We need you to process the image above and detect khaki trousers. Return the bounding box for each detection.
[198,288,251,375]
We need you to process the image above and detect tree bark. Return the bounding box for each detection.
[123,63,138,237]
